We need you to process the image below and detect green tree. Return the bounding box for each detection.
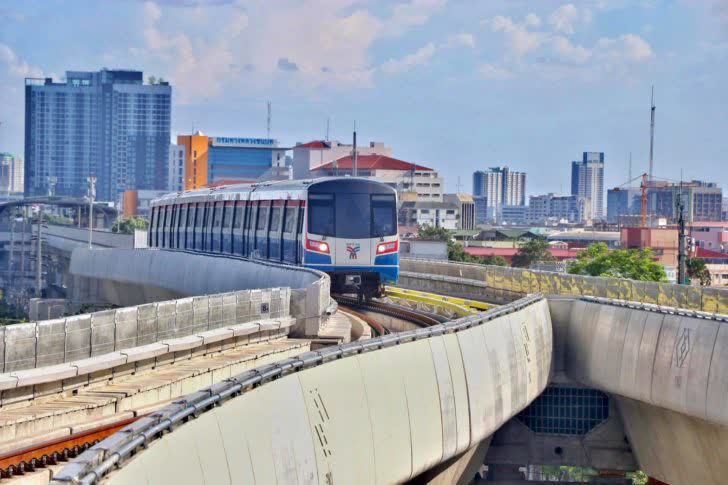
[112,216,149,234]
[481,254,508,266]
[686,257,711,286]
[511,238,554,268]
[567,242,667,282]
[417,226,485,264]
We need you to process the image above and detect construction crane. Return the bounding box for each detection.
[614,172,650,227]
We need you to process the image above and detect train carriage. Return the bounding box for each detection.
[148,177,399,298]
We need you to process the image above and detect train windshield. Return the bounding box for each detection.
[308,192,397,238]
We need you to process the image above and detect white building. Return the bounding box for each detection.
[445,193,475,230]
[0,153,24,194]
[292,140,392,179]
[528,193,591,225]
[398,201,460,230]
[472,166,526,223]
[310,154,444,202]
[168,144,185,192]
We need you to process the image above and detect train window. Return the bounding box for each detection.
[187,205,195,228]
[283,207,296,233]
[371,194,397,237]
[246,202,255,229]
[213,203,223,228]
[257,206,268,230]
[233,204,243,229]
[308,194,334,236]
[270,207,281,232]
[334,193,370,238]
[223,205,233,228]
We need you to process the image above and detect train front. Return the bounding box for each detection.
[304,178,399,298]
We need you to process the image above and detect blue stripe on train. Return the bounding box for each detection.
[304,264,399,283]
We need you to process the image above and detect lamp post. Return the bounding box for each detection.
[87,176,96,249]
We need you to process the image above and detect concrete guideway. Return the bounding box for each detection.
[53,295,553,484]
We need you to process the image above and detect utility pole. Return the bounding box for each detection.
[36,205,43,297]
[266,101,271,139]
[676,188,687,284]
[87,176,96,249]
[648,86,655,182]
[326,117,330,142]
[352,122,358,177]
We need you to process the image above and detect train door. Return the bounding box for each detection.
[178,204,187,249]
[161,206,168,248]
[204,202,214,252]
[268,202,283,261]
[282,202,296,263]
[297,204,305,264]
[222,202,234,253]
[186,204,195,250]
[232,201,244,255]
[211,202,223,252]
[255,201,270,258]
[245,200,257,257]
[194,204,204,251]
[170,205,178,249]
[149,207,157,247]
[333,193,372,267]
[200,203,209,251]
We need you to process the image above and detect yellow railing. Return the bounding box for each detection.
[384,286,492,318]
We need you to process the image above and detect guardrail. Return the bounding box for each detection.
[0,288,289,378]
[52,294,546,484]
[401,258,728,314]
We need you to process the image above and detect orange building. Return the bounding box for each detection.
[177,132,209,190]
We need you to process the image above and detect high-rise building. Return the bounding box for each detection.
[571,152,604,220]
[177,133,287,189]
[607,187,641,223]
[445,193,475,230]
[24,69,171,200]
[472,166,526,223]
[0,153,24,194]
[168,144,185,192]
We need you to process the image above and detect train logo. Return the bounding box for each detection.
[346,243,361,260]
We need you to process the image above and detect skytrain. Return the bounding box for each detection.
[148,177,399,298]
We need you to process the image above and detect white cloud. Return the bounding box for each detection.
[551,36,592,63]
[491,14,548,57]
[479,63,513,80]
[381,42,436,74]
[524,13,541,28]
[444,32,476,48]
[0,43,43,78]
[597,34,654,61]
[548,4,584,34]
[389,0,447,33]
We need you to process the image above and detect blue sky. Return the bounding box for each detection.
[1,0,727,195]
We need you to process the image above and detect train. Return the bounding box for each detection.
[147,177,399,298]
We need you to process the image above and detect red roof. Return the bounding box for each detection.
[312,154,433,172]
[695,247,728,259]
[463,247,582,261]
[297,140,331,149]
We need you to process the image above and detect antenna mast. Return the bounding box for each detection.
[326,117,330,142]
[648,86,655,182]
[266,101,271,139]
[629,152,632,183]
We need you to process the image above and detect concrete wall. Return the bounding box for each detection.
[0,288,288,374]
[550,296,728,485]
[45,224,134,251]
[401,258,728,313]
[58,297,553,485]
[69,248,330,335]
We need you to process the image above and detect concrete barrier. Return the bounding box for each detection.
[555,297,728,427]
[0,288,290,375]
[401,258,728,313]
[54,296,553,484]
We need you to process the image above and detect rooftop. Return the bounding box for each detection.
[312,154,433,172]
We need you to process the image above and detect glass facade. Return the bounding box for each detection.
[517,386,609,435]
[24,69,171,200]
[208,146,281,181]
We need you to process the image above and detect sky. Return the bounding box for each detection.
[1,0,727,196]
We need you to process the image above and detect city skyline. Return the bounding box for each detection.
[1,1,727,196]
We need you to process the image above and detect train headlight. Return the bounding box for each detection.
[376,241,398,254]
[306,238,330,254]
[319,242,328,252]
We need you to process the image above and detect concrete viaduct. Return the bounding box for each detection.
[1,244,725,484]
